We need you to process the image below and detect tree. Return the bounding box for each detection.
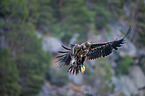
[0,49,21,96]
[6,23,51,96]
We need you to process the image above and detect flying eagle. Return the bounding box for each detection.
[56,26,132,75]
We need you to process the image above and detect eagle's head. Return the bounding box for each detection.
[81,41,90,50]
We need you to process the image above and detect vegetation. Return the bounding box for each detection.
[36,0,110,44]
[115,56,133,75]
[0,0,51,96]
[133,0,145,47]
[0,49,20,96]
[84,58,114,95]
[96,58,114,95]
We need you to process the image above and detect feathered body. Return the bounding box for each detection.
[56,26,132,75]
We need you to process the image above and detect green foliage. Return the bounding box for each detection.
[55,0,95,43]
[97,58,113,82]
[36,0,111,43]
[0,0,29,19]
[119,56,133,75]
[115,56,133,75]
[6,23,52,96]
[108,0,124,20]
[134,0,145,47]
[26,0,39,23]
[95,58,114,95]
[96,58,114,95]
[84,58,114,95]
[0,0,39,23]
[0,0,53,95]
[37,0,56,30]
[0,49,21,96]
[94,6,110,30]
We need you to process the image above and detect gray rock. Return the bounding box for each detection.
[119,39,136,57]
[42,37,62,53]
[123,6,131,17]
[112,66,145,96]
[112,76,138,96]
[38,82,57,96]
[82,85,93,96]
[130,66,145,89]
[36,31,42,38]
[69,73,83,85]
[48,68,68,87]
[38,81,67,96]
[69,33,79,44]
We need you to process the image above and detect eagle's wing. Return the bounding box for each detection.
[56,45,72,67]
[86,26,131,60]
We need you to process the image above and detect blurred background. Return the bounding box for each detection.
[0,0,145,96]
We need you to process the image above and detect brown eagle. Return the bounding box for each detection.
[56,26,132,75]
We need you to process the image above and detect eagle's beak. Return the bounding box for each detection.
[81,65,85,73]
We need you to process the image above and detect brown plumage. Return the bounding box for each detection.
[56,26,132,75]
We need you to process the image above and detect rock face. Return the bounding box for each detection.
[112,66,145,96]
[69,73,83,85]
[35,31,63,53]
[42,37,62,53]
[38,82,68,96]
[112,76,138,96]
[130,66,145,89]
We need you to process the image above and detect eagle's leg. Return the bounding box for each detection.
[67,56,86,75]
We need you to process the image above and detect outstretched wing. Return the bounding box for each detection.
[86,26,132,60]
[56,45,72,67]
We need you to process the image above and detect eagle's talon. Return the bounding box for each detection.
[81,65,85,73]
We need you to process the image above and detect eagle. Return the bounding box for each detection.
[56,26,132,75]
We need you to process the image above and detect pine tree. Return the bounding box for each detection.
[0,49,21,96]
[6,23,51,96]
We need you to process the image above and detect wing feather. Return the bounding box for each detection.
[90,26,131,49]
[87,26,131,60]
[87,40,122,60]
[56,45,72,67]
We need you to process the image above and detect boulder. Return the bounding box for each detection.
[112,66,145,96]
[130,66,145,89]
[82,85,93,96]
[112,76,138,96]
[69,73,83,85]
[42,37,62,53]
